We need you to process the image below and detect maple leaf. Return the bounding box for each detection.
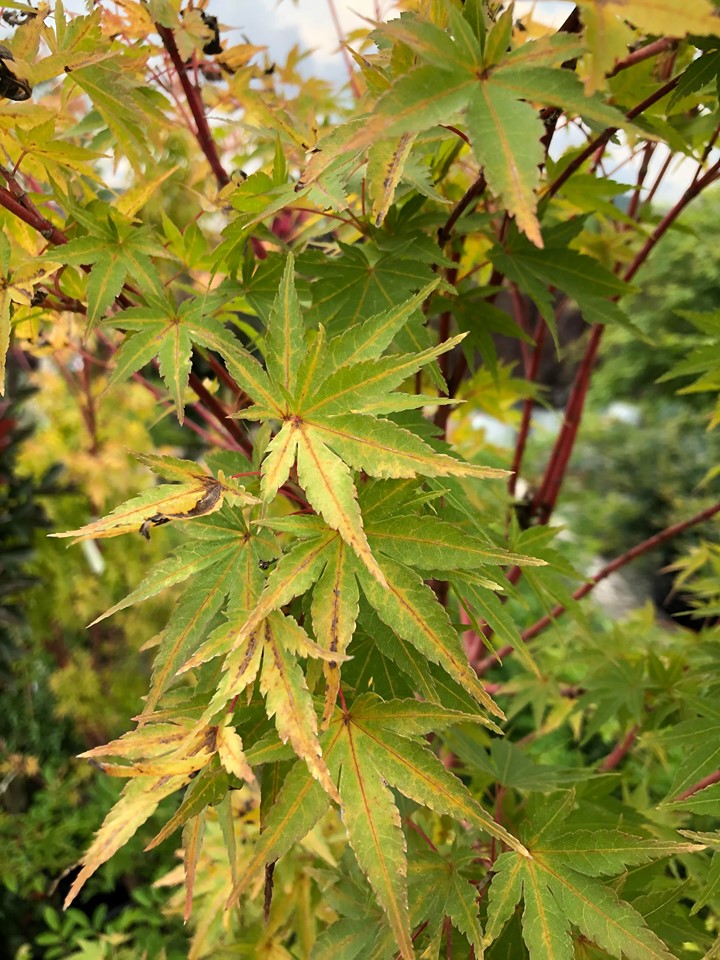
[298,12,638,246]
[235,254,506,584]
[187,495,543,722]
[63,774,188,908]
[43,207,165,328]
[103,280,273,421]
[409,842,484,957]
[229,695,528,955]
[51,455,258,544]
[484,794,706,960]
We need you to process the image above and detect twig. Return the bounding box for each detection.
[627,141,655,221]
[692,124,720,185]
[607,37,676,78]
[598,725,639,772]
[325,0,361,99]
[623,158,720,284]
[674,769,720,802]
[405,817,438,853]
[644,150,674,208]
[474,499,720,675]
[0,183,67,245]
[529,157,720,526]
[545,76,679,200]
[508,318,546,499]
[438,173,487,247]
[155,23,230,189]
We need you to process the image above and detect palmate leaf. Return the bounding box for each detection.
[484,796,705,960]
[238,256,505,584]
[408,846,484,957]
[64,774,188,908]
[64,712,256,909]
[176,587,342,801]
[201,505,539,720]
[51,459,258,543]
[230,696,527,952]
[303,243,437,332]
[105,282,278,421]
[298,13,640,245]
[67,494,275,717]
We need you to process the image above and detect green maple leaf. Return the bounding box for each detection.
[47,209,165,328]
[230,695,528,957]
[484,794,705,960]
[300,12,636,246]
[489,221,635,340]
[237,254,506,586]
[303,242,437,332]
[657,711,720,801]
[409,842,484,957]
[188,492,541,720]
[104,280,271,420]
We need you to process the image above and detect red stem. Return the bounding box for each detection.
[674,769,720,802]
[529,324,602,524]
[627,141,655,221]
[475,498,720,675]
[508,319,546,499]
[528,156,720,527]
[155,23,230,189]
[438,173,487,247]
[546,76,679,201]
[624,158,720,284]
[155,23,267,260]
[644,151,674,207]
[607,37,676,78]
[0,183,68,245]
[598,725,640,772]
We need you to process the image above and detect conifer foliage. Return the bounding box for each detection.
[3,1,720,956]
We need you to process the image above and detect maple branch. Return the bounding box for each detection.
[325,0,361,99]
[528,155,720,528]
[674,769,720,802]
[627,140,655,221]
[508,318,546,499]
[546,76,679,201]
[598,725,640,772]
[529,323,602,524]
[155,23,230,189]
[644,150,674,207]
[438,173,487,247]
[0,182,67,245]
[607,37,677,77]
[474,498,720,675]
[692,123,720,184]
[623,157,720,285]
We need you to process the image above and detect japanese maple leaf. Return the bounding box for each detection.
[47,208,165,327]
[227,695,529,958]
[104,281,262,421]
[233,254,507,584]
